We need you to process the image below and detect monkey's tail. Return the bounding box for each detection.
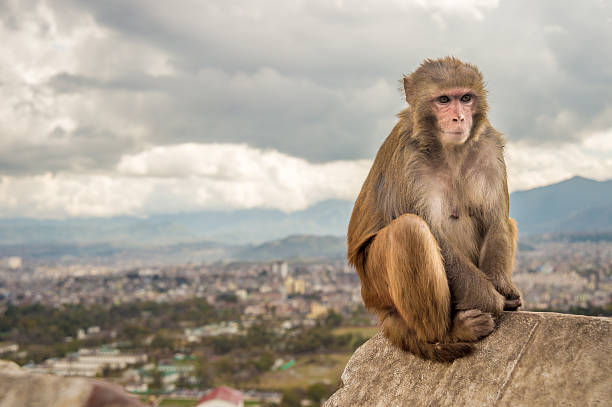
[414,341,475,363]
[382,313,475,363]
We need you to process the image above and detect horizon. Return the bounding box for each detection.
[1,166,610,222]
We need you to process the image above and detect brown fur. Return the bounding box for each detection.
[348,57,521,363]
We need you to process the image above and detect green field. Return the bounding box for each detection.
[251,353,350,389]
[331,325,378,338]
[135,326,381,403]
[246,326,378,390]
[139,397,197,406]
[159,399,197,406]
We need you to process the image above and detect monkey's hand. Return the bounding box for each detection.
[488,274,522,311]
[449,266,506,316]
[441,239,507,315]
[456,282,506,316]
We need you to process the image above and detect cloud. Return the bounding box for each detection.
[0,143,372,218]
[0,172,151,218]
[411,0,500,21]
[506,128,612,191]
[1,131,611,218]
[0,0,611,217]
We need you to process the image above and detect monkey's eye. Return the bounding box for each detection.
[437,95,450,104]
[460,94,472,103]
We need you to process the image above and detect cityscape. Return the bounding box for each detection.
[1,0,611,404]
[0,236,610,406]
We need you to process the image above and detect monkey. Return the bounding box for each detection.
[347,57,521,363]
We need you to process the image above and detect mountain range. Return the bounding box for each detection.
[0,176,610,262]
[509,176,612,235]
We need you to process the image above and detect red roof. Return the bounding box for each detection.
[197,386,243,405]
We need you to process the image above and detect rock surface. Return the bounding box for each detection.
[325,311,612,407]
[0,360,143,407]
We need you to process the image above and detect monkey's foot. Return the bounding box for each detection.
[449,309,495,342]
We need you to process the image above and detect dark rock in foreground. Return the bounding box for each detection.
[0,360,142,407]
[325,311,612,407]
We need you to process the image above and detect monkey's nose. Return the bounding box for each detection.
[452,113,465,122]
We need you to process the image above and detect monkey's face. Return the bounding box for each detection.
[430,87,475,145]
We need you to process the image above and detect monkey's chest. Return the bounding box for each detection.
[442,203,481,263]
[423,188,482,263]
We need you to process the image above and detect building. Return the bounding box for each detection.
[7,257,22,269]
[0,257,21,269]
[0,343,18,355]
[196,386,244,407]
[307,302,328,319]
[243,390,282,405]
[284,277,306,295]
[77,347,147,369]
[271,261,289,278]
[184,321,241,342]
[42,347,147,377]
[284,277,295,294]
[294,278,306,294]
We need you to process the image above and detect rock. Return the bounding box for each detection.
[325,311,612,407]
[0,360,143,407]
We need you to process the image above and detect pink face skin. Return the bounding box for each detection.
[430,87,475,145]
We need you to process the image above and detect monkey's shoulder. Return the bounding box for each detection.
[475,124,505,149]
[464,125,506,168]
[367,120,420,182]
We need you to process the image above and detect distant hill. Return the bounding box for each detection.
[0,235,346,264]
[0,200,353,246]
[0,176,610,251]
[509,176,612,235]
[234,234,347,261]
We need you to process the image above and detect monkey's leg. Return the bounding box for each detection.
[370,214,450,341]
[369,214,494,362]
[381,312,473,363]
[479,218,522,310]
[435,234,506,315]
[447,309,495,342]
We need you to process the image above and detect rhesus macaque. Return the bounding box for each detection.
[348,57,521,362]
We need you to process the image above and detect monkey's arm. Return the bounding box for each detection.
[433,231,505,315]
[477,150,522,310]
[478,217,522,310]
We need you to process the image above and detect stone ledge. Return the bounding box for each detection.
[324,311,612,407]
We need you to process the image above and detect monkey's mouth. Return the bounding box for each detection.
[441,131,469,144]
[443,131,468,136]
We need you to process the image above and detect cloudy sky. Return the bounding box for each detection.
[1,0,611,218]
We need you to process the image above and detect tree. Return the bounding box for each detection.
[101,364,112,378]
[306,382,333,404]
[150,330,173,350]
[195,357,213,389]
[246,323,275,347]
[176,373,189,389]
[253,351,275,372]
[214,356,235,376]
[281,388,302,407]
[150,368,163,393]
[324,310,343,328]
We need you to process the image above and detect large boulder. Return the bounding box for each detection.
[325,311,611,407]
[0,360,142,407]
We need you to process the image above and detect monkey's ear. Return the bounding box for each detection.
[403,76,413,104]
